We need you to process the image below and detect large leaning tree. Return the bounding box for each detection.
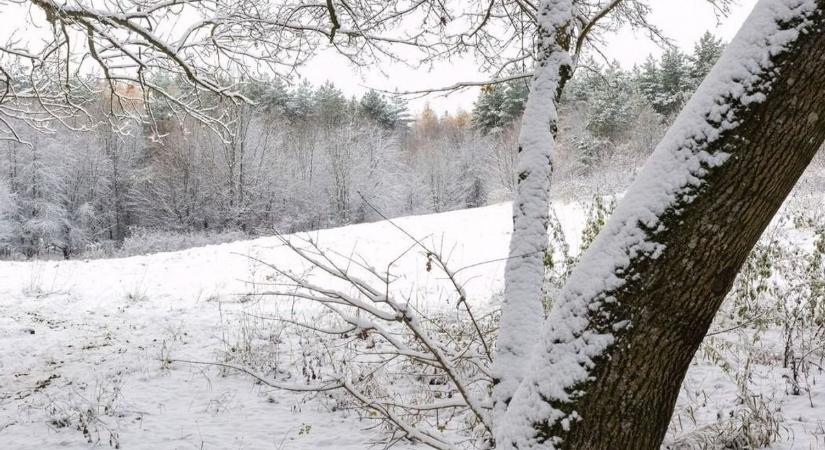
[496,0,825,448]
[3,0,825,449]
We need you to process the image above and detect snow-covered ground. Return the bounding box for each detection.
[1,201,823,449]
[0,203,534,449]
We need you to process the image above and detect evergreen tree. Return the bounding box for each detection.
[635,55,660,106]
[472,80,529,134]
[689,31,725,87]
[586,62,638,139]
[255,78,290,115]
[634,34,723,120]
[286,79,315,123]
[573,134,608,172]
[472,84,506,133]
[563,59,604,103]
[388,94,410,131]
[359,90,396,128]
[314,81,348,127]
[500,81,529,125]
[654,47,691,116]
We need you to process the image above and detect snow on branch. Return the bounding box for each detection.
[237,229,498,447]
[0,0,716,141]
[497,0,822,447]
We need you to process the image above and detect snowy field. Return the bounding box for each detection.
[1,201,824,449]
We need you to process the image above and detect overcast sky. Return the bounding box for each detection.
[3,0,759,115]
[301,0,759,115]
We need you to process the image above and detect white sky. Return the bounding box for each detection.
[302,0,758,115]
[1,0,758,115]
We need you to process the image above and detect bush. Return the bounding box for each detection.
[115,228,250,257]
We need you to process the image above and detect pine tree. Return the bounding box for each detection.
[472,80,529,134]
[256,78,291,115]
[587,62,637,139]
[359,90,396,128]
[286,79,315,123]
[654,47,690,116]
[472,84,506,133]
[500,81,529,125]
[314,81,348,127]
[635,55,660,106]
[563,58,604,103]
[388,94,410,125]
[689,31,725,87]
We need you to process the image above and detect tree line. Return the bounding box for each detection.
[0,80,497,258]
[473,31,726,174]
[0,32,724,259]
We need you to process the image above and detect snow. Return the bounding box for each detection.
[493,0,573,429]
[0,203,577,449]
[0,198,823,448]
[496,0,823,447]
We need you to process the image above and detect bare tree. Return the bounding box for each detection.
[0,0,678,141]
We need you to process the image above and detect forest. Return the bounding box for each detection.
[0,33,726,259]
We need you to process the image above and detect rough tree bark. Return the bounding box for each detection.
[498,1,825,448]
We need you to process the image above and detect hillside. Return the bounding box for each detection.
[1,200,823,449]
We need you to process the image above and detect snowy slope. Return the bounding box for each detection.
[0,201,822,449]
[0,202,587,450]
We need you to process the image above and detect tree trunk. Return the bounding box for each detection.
[112,145,123,242]
[498,1,825,448]
[492,0,573,430]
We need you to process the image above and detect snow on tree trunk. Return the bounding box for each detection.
[492,0,573,432]
[497,0,825,448]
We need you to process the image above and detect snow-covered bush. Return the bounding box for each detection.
[226,233,499,448]
[116,228,249,257]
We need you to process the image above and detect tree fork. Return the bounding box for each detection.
[499,1,825,448]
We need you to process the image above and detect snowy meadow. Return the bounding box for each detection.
[2,162,824,448]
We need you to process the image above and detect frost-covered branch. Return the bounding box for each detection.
[247,233,498,447]
[0,0,729,141]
